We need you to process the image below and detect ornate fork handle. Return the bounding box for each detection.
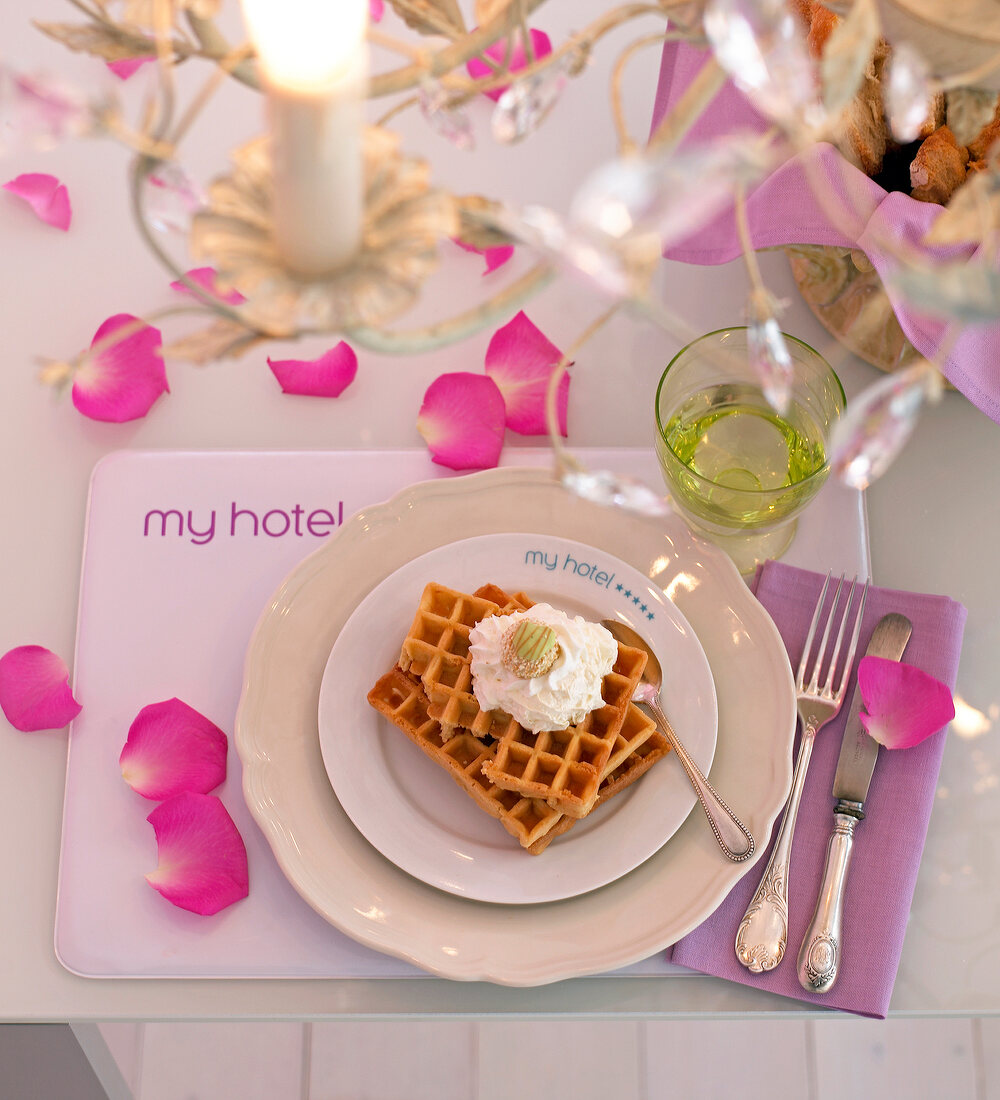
[735,721,817,971]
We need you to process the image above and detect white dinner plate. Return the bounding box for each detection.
[317,534,718,904]
[235,466,797,986]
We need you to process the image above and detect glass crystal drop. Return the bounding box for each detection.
[747,314,793,414]
[829,362,942,490]
[562,468,670,517]
[570,138,771,250]
[502,204,633,298]
[491,61,568,144]
[703,0,823,130]
[143,162,206,234]
[418,81,474,150]
[884,42,932,143]
[1,69,94,154]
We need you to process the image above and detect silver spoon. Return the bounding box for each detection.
[601,619,755,862]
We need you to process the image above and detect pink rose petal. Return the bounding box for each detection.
[417,372,506,470]
[268,342,358,397]
[72,313,168,422]
[858,655,956,750]
[107,57,153,80]
[170,266,246,305]
[145,792,249,916]
[120,698,228,800]
[0,645,81,732]
[2,172,71,230]
[453,238,515,274]
[467,28,552,101]
[484,310,570,436]
[369,0,384,21]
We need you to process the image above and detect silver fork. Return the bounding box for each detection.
[735,573,868,973]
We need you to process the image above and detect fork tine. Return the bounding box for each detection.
[797,572,832,689]
[834,578,870,702]
[807,573,845,694]
[821,575,858,695]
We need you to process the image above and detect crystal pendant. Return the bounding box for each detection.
[747,306,792,414]
[491,60,569,144]
[829,362,943,490]
[703,0,823,130]
[504,203,642,298]
[562,467,670,517]
[143,162,206,234]
[569,138,772,251]
[0,69,95,155]
[884,43,932,143]
[419,81,474,150]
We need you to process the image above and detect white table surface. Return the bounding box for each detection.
[1,0,998,1020]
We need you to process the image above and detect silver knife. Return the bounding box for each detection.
[796,612,913,994]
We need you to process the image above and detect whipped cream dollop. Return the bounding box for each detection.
[469,603,617,732]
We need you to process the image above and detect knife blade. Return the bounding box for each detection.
[796,612,913,994]
[832,612,913,808]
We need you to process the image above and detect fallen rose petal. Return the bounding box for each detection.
[2,172,71,230]
[453,238,515,274]
[146,793,249,915]
[107,57,153,80]
[268,342,358,397]
[170,266,246,305]
[120,698,228,800]
[72,313,168,422]
[0,645,81,732]
[484,310,569,436]
[467,28,552,101]
[417,372,506,470]
[858,655,956,750]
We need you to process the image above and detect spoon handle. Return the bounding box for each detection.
[647,698,755,862]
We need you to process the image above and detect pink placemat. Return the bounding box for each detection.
[56,448,866,979]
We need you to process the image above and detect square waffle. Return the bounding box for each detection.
[480,640,654,818]
[367,665,669,854]
[367,666,565,851]
[399,582,522,741]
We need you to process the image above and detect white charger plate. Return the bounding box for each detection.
[235,466,796,986]
[317,534,718,905]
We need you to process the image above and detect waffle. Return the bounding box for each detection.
[367,665,565,851]
[400,581,523,741]
[367,665,669,854]
[481,641,654,818]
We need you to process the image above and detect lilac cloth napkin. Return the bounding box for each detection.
[650,42,1000,425]
[666,560,967,1017]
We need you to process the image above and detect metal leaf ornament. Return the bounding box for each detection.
[389,0,467,36]
[945,87,999,147]
[34,20,155,62]
[892,260,1000,324]
[922,168,1000,247]
[818,0,881,117]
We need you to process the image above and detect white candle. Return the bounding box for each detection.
[241,0,368,276]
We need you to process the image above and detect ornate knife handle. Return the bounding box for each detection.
[796,806,861,993]
[735,724,817,972]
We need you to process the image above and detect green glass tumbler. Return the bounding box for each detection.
[655,327,845,575]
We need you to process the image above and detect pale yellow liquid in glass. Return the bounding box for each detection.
[662,384,827,528]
